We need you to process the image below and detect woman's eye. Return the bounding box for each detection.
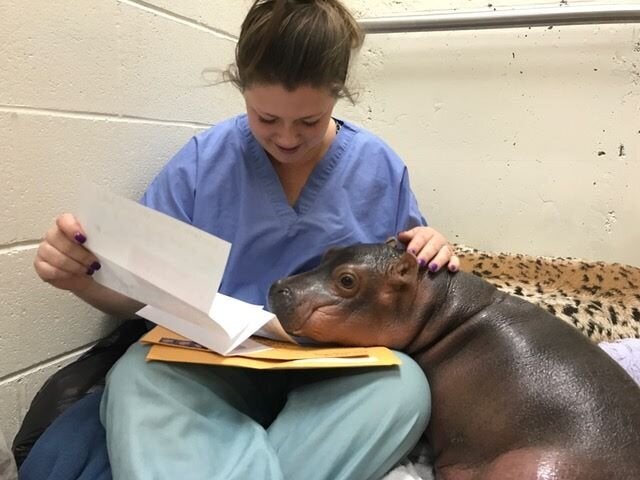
[259,117,277,124]
[302,120,320,127]
[339,274,356,289]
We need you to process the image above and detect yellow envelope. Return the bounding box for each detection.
[146,343,401,370]
[141,326,401,370]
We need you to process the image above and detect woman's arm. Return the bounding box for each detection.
[74,281,144,319]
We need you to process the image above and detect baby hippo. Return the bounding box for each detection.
[268,241,640,480]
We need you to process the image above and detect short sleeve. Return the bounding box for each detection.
[395,167,427,232]
[140,137,199,224]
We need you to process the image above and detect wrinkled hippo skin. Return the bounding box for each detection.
[268,242,640,480]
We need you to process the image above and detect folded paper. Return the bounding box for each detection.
[76,184,294,355]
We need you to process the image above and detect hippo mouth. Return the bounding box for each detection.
[282,304,346,342]
[276,301,340,338]
[280,305,316,336]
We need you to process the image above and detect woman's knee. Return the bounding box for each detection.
[102,341,190,407]
[330,352,430,436]
[380,352,431,426]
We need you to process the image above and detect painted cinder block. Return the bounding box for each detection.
[114,0,240,124]
[0,0,241,124]
[0,112,209,244]
[0,248,119,378]
[0,0,123,114]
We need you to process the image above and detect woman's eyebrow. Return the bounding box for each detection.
[299,113,324,120]
[254,108,277,119]
[255,108,325,121]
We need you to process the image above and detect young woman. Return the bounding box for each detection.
[34,1,459,478]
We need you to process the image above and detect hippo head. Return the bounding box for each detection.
[268,242,427,349]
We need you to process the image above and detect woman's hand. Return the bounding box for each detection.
[33,213,101,293]
[397,226,460,272]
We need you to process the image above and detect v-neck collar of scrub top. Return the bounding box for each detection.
[242,115,354,226]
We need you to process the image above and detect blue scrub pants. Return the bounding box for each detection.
[100,342,430,480]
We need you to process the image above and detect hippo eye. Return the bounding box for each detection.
[339,273,356,289]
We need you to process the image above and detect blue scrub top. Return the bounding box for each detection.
[141,114,426,307]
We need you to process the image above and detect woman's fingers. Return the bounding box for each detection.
[45,220,97,269]
[56,213,88,247]
[397,227,434,258]
[36,239,90,276]
[397,226,458,272]
[429,245,460,273]
[33,214,101,292]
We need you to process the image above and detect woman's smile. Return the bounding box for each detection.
[244,84,337,167]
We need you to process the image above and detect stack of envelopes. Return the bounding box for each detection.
[141,326,401,370]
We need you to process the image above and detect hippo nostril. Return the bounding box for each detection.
[269,280,290,297]
[277,287,291,297]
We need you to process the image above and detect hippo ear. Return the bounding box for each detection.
[321,246,339,261]
[385,236,406,251]
[390,252,419,289]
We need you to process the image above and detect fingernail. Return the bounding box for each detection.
[90,261,101,271]
[429,262,439,272]
[418,259,427,268]
[450,264,458,272]
[408,249,416,255]
[74,232,87,244]
[86,267,95,275]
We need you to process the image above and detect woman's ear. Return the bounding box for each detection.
[390,252,418,289]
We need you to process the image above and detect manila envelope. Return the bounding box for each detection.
[141,326,401,370]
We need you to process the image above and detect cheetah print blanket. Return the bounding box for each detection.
[454,245,640,342]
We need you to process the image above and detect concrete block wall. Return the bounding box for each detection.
[1,0,638,445]
[0,0,251,444]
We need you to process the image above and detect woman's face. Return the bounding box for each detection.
[244,84,337,167]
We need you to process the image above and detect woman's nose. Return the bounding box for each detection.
[275,124,299,145]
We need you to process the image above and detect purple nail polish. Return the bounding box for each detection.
[450,264,458,272]
[418,259,427,268]
[429,262,438,272]
[86,267,95,276]
[91,261,101,271]
[409,249,417,255]
[75,232,87,244]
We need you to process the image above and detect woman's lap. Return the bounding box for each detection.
[99,342,430,480]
